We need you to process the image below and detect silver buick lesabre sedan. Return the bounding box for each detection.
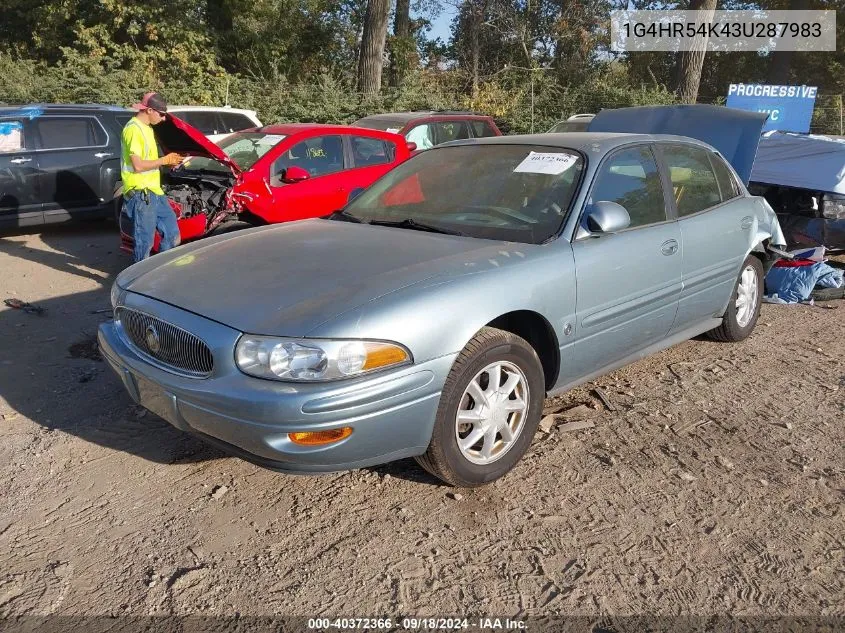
[100,127,785,487]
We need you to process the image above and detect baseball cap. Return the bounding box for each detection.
[131,92,168,113]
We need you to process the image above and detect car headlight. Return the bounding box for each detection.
[235,336,411,381]
[110,282,122,309]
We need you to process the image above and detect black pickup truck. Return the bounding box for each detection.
[0,103,134,230]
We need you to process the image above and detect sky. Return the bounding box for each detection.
[422,4,458,43]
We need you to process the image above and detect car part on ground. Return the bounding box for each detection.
[100,130,785,486]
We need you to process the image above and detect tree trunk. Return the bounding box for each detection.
[467,1,483,99]
[389,0,411,87]
[358,0,392,94]
[672,0,718,103]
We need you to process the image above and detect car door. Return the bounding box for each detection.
[657,143,750,333]
[35,115,114,221]
[0,117,42,227]
[564,144,682,383]
[341,134,400,194]
[264,134,350,222]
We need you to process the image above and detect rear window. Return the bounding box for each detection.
[176,111,220,135]
[354,118,406,133]
[219,112,255,134]
[0,119,25,152]
[709,153,741,202]
[661,144,722,216]
[471,120,498,138]
[36,117,107,149]
[351,136,395,167]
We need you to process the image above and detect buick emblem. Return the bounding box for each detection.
[145,325,161,354]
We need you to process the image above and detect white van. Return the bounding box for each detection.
[166,106,262,144]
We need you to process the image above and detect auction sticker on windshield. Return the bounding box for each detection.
[513,151,578,175]
[257,134,286,145]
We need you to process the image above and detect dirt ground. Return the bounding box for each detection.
[0,223,842,622]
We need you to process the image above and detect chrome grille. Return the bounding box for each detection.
[116,308,213,377]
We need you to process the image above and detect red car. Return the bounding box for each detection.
[119,117,413,253]
[352,111,502,150]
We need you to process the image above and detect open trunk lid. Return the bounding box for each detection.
[588,105,768,185]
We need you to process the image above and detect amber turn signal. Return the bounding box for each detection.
[288,427,353,446]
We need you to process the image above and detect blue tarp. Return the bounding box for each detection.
[750,131,845,195]
[764,262,844,303]
[587,105,768,185]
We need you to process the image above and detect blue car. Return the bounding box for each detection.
[99,109,784,487]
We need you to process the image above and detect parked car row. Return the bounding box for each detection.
[99,105,786,486]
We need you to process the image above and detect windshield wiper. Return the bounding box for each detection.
[322,209,366,223]
[369,218,464,236]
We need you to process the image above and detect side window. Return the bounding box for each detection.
[661,144,722,216]
[272,135,344,180]
[218,112,254,134]
[471,120,497,138]
[0,119,25,153]
[178,111,220,135]
[433,120,470,144]
[405,124,434,150]
[36,117,106,149]
[709,153,740,202]
[590,146,667,228]
[350,136,394,167]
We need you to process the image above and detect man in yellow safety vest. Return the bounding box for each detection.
[121,91,184,262]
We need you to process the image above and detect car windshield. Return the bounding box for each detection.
[354,118,406,134]
[548,120,591,133]
[179,132,286,173]
[342,144,584,244]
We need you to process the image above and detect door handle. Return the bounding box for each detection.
[661,239,679,256]
[10,157,31,164]
[94,152,113,158]
[740,215,753,230]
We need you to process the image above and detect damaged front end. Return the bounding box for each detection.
[118,114,249,254]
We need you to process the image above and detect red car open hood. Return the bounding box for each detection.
[153,114,242,175]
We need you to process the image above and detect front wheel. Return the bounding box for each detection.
[415,327,545,487]
[707,255,764,342]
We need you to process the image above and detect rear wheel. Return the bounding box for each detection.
[415,327,544,487]
[707,255,764,342]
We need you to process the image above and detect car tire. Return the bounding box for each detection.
[209,220,253,236]
[707,255,764,342]
[811,286,845,301]
[415,326,545,487]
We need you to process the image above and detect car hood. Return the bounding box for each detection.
[154,114,241,175]
[117,220,524,336]
[588,105,768,185]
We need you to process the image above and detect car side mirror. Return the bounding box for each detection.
[406,141,417,152]
[281,166,310,184]
[585,201,631,234]
[347,187,365,204]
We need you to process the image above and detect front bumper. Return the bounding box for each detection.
[98,297,453,473]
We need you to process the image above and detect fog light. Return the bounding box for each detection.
[288,427,353,446]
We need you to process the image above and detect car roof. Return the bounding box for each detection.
[0,103,131,113]
[168,105,258,116]
[251,123,401,136]
[356,111,493,124]
[442,132,718,153]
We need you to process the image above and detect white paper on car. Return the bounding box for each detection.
[386,128,401,133]
[513,151,577,175]
[257,134,286,145]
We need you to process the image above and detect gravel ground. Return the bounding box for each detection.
[0,224,842,622]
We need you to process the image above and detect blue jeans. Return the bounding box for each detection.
[123,191,180,263]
